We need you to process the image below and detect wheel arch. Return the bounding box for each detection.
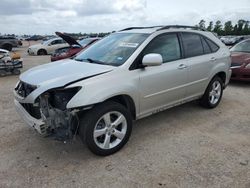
[104,94,136,120]
[212,71,226,88]
[37,48,47,55]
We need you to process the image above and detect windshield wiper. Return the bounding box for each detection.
[86,58,106,65]
[74,58,117,66]
[74,58,106,65]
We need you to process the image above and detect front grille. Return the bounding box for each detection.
[15,81,37,98]
[21,103,41,119]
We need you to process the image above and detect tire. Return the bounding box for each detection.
[12,69,21,75]
[2,44,12,51]
[37,49,47,55]
[0,70,7,77]
[79,101,132,156]
[200,76,223,108]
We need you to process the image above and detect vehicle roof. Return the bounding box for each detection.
[45,37,62,42]
[117,25,207,34]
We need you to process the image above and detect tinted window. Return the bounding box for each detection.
[51,40,60,45]
[205,38,219,52]
[182,33,203,58]
[143,33,181,63]
[201,36,212,54]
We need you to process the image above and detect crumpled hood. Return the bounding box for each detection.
[20,59,114,87]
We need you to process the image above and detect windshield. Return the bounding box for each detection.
[41,39,52,45]
[75,33,149,66]
[231,40,250,53]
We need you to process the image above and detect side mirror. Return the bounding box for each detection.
[142,53,163,67]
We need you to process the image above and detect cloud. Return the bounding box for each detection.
[0,0,249,34]
[0,0,32,15]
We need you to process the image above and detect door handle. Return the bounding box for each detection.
[178,64,188,70]
[210,57,216,61]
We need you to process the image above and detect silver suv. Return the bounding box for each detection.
[14,25,231,156]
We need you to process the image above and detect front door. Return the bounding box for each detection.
[138,33,188,117]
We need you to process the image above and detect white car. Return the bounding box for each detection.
[27,38,68,55]
[14,25,231,156]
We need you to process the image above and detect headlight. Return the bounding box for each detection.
[48,87,81,110]
[245,63,250,69]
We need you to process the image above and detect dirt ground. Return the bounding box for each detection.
[0,41,250,188]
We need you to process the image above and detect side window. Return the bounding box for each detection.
[51,40,59,45]
[181,33,203,58]
[205,38,219,52]
[143,33,181,63]
[201,36,212,54]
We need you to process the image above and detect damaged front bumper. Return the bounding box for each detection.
[14,82,81,139]
[14,99,48,135]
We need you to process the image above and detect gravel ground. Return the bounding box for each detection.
[0,41,250,188]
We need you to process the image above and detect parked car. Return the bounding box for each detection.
[27,38,68,55]
[220,36,244,46]
[230,39,250,81]
[0,48,23,76]
[51,32,100,61]
[0,36,21,51]
[26,35,44,41]
[14,25,231,156]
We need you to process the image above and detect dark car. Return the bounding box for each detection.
[51,32,100,62]
[0,36,21,51]
[26,35,44,41]
[230,39,250,81]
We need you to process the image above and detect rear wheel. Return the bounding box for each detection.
[200,76,223,108]
[37,49,47,55]
[79,101,132,156]
[12,69,21,75]
[0,70,7,77]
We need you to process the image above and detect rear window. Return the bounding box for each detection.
[205,38,219,52]
[181,33,203,58]
[201,36,212,54]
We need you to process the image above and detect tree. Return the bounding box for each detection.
[243,21,250,35]
[207,21,213,31]
[213,20,223,35]
[198,19,206,29]
[224,21,233,35]
[237,19,245,35]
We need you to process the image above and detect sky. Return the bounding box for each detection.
[1,0,250,35]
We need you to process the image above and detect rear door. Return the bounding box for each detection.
[138,33,188,116]
[180,32,218,98]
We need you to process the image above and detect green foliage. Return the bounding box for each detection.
[197,19,250,36]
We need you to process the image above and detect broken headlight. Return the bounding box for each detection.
[49,87,81,110]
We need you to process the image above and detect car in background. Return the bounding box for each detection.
[27,38,69,55]
[220,36,244,46]
[51,32,100,61]
[0,36,21,51]
[230,39,250,81]
[26,35,44,41]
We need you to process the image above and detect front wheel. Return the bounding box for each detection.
[200,76,223,108]
[79,101,132,156]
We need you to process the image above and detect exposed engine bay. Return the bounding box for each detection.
[39,88,81,140]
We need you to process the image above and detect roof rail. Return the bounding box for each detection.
[119,26,163,32]
[157,25,206,31]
